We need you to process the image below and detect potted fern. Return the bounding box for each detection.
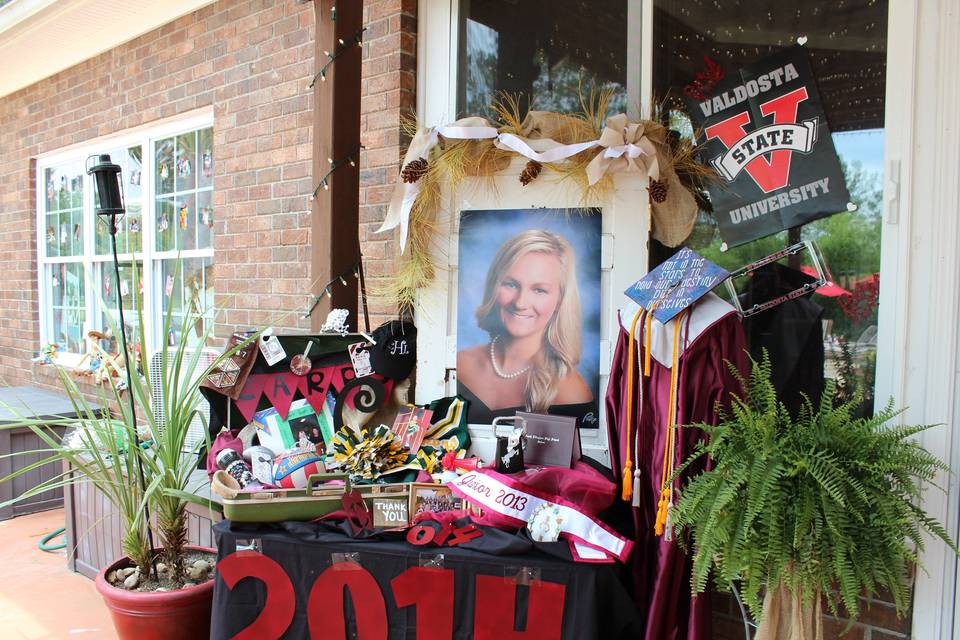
[671,354,957,639]
[0,265,247,639]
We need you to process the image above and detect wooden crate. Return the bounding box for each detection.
[0,386,97,521]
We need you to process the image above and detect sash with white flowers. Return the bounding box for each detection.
[449,469,633,563]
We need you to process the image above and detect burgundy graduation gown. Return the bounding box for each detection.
[605,294,748,640]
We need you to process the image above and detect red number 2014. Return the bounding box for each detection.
[217,551,565,640]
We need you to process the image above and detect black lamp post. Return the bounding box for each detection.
[86,153,156,575]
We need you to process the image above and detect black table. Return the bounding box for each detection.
[212,520,640,640]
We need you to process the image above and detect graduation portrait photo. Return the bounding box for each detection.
[455,208,602,427]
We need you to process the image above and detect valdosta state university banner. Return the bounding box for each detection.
[687,46,851,248]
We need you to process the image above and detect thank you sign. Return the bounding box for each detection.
[687,46,850,247]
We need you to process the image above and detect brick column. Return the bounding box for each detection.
[358,0,417,327]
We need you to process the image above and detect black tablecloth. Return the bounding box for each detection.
[212,520,641,640]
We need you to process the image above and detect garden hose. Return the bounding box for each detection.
[39,527,66,552]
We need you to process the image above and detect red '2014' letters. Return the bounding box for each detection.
[307,562,388,640]
[473,574,566,640]
[392,567,455,640]
[218,552,565,640]
[217,551,296,640]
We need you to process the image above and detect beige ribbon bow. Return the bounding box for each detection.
[586,114,662,186]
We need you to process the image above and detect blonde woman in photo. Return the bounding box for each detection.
[457,229,593,423]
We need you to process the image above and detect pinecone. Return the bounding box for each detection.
[400,158,428,183]
[519,160,543,186]
[648,177,668,203]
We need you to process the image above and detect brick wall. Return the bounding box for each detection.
[712,586,914,639]
[358,0,416,325]
[0,0,316,391]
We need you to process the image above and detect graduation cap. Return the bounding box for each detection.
[624,247,730,324]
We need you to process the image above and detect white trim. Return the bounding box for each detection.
[901,0,960,636]
[411,158,649,465]
[36,111,214,360]
[36,108,214,165]
[0,0,218,98]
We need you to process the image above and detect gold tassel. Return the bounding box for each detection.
[621,460,634,501]
[622,307,645,502]
[654,487,671,536]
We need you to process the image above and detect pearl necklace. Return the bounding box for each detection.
[489,336,532,379]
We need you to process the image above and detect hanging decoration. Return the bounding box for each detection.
[179,203,189,230]
[129,216,141,234]
[201,206,214,229]
[684,45,853,249]
[202,150,213,177]
[158,211,169,232]
[159,161,170,181]
[177,155,192,178]
[377,94,711,311]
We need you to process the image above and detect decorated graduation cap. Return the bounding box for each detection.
[369,320,417,380]
[624,247,730,324]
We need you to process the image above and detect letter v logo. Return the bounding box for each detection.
[705,87,809,193]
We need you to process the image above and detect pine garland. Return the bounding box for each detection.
[671,353,957,624]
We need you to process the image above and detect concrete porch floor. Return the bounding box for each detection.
[0,509,117,639]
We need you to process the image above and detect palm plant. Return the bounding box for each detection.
[671,353,957,627]
[1,261,253,586]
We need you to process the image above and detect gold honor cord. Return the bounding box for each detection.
[655,309,686,538]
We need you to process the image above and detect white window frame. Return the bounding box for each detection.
[35,107,214,365]
[416,0,647,464]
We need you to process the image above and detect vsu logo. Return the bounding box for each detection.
[705,87,818,194]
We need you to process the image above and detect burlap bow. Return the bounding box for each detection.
[585,114,661,185]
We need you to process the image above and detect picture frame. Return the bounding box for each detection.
[409,483,464,517]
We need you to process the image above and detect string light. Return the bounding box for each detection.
[303,257,364,319]
[308,27,366,88]
[310,144,364,200]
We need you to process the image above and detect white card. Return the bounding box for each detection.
[259,334,286,366]
[348,342,373,377]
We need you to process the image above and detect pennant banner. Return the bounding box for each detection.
[235,364,359,422]
[686,46,851,248]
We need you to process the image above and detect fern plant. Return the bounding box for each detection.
[671,353,956,623]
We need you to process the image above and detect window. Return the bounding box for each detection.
[458,0,631,116]
[37,114,215,363]
[651,0,888,416]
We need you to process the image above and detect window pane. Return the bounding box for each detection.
[179,193,197,251]
[458,0,628,117]
[197,127,213,189]
[156,257,214,347]
[197,189,213,250]
[97,261,144,353]
[156,196,176,251]
[176,131,197,193]
[652,0,887,415]
[42,161,84,258]
[155,130,213,252]
[48,263,86,353]
[155,137,175,196]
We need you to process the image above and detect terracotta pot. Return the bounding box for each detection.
[94,546,215,640]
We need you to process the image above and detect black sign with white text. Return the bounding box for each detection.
[687,46,850,248]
